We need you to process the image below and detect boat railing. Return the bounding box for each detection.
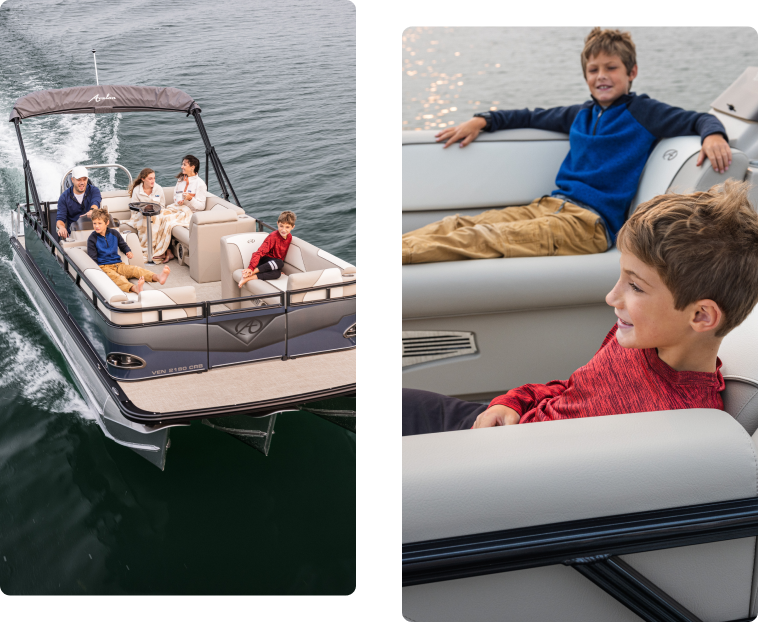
[19,209,293,324]
[18,207,355,327]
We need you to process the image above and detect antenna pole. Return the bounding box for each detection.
[92,49,99,85]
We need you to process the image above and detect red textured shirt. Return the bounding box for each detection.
[489,324,725,424]
[248,230,292,271]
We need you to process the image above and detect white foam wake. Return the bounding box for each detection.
[0,317,96,420]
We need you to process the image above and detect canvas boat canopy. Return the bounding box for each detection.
[9,85,200,121]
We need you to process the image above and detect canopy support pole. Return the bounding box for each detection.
[14,119,45,229]
[192,110,241,207]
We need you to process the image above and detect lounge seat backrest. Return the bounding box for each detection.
[220,232,270,306]
[628,136,749,217]
[204,193,246,215]
[718,307,758,435]
[180,209,256,283]
[101,193,138,223]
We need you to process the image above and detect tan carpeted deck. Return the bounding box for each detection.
[118,348,355,413]
[137,259,223,303]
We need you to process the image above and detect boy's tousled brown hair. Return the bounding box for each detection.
[91,207,110,223]
[581,27,637,78]
[278,210,296,226]
[617,180,758,337]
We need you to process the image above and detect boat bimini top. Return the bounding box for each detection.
[10,84,240,211]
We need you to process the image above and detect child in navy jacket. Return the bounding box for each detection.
[88,209,170,294]
[402,28,733,265]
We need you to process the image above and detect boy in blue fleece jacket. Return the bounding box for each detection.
[87,208,170,294]
[402,27,733,265]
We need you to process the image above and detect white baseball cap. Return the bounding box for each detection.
[71,165,89,179]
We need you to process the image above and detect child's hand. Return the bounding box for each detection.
[242,269,253,278]
[435,116,488,149]
[697,133,732,173]
[184,193,195,201]
[472,404,520,428]
[126,251,133,259]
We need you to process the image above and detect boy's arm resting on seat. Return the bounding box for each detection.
[628,96,732,173]
[114,230,133,259]
[473,379,570,428]
[436,104,586,149]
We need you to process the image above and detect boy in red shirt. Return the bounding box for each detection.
[403,181,758,435]
[238,210,296,289]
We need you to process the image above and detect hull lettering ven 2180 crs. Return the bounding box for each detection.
[9,85,356,470]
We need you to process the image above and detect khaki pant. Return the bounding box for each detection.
[402,197,609,265]
[100,263,158,292]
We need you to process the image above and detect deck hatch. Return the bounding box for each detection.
[402,330,477,367]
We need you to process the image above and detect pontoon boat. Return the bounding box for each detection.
[8,85,356,470]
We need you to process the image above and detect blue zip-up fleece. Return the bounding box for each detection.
[56,181,102,229]
[87,228,130,265]
[488,93,727,241]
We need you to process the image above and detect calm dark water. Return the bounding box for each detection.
[0,0,355,595]
[403,27,758,131]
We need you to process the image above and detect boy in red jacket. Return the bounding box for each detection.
[238,210,296,288]
[403,181,758,435]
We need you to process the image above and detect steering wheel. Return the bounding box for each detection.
[129,201,161,214]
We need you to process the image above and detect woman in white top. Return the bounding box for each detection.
[150,154,208,262]
[125,168,166,259]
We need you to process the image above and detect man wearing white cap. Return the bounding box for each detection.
[55,165,102,240]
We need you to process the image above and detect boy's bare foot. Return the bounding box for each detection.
[131,276,145,295]
[165,249,175,261]
[238,274,258,288]
[157,265,171,285]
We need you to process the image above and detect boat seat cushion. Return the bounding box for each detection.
[287,268,345,303]
[172,225,190,246]
[101,195,137,223]
[168,206,256,283]
[219,232,355,309]
[231,269,286,306]
[64,247,196,324]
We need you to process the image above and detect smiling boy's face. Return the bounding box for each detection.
[605,250,697,351]
[585,51,637,106]
[277,222,294,238]
[92,217,107,235]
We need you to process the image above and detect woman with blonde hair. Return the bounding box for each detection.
[125,168,166,259]
[150,154,208,263]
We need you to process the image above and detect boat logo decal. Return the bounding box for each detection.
[235,317,263,336]
[662,149,678,161]
[88,93,116,103]
[215,313,278,345]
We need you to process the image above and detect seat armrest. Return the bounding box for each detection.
[403,409,758,544]
[190,210,238,227]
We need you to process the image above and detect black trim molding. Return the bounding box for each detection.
[403,497,758,587]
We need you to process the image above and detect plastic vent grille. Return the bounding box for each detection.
[402,331,477,368]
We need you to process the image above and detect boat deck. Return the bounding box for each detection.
[137,258,226,305]
[117,348,355,413]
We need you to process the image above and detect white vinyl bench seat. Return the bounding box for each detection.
[65,247,198,325]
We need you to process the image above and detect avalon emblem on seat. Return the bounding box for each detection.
[662,149,678,161]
